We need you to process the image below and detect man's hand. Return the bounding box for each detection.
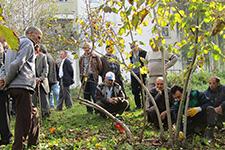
[156,88,162,95]
[108,97,118,104]
[0,79,5,89]
[160,111,167,120]
[187,107,202,117]
[36,78,41,85]
[215,106,223,115]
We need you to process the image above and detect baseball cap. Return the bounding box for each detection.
[105,71,115,81]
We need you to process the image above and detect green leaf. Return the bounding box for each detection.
[118,26,126,35]
[137,0,145,8]
[103,6,112,13]
[0,25,19,50]
[131,13,139,29]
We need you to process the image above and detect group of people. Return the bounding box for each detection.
[78,40,177,115]
[147,76,225,141]
[0,25,224,149]
[0,26,74,150]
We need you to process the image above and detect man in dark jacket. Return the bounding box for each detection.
[171,85,211,136]
[146,77,174,128]
[40,45,59,109]
[95,72,129,117]
[56,50,74,111]
[129,41,147,110]
[204,76,225,140]
[100,45,125,94]
[0,26,42,150]
[0,42,12,146]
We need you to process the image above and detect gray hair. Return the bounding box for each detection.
[25,26,42,36]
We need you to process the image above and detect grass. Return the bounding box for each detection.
[1,73,225,149]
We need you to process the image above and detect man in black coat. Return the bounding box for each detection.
[0,42,12,146]
[146,77,174,128]
[204,76,225,140]
[129,41,147,109]
[57,50,74,111]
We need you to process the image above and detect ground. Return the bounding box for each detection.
[1,86,225,150]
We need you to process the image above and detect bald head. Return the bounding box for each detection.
[60,50,68,59]
[25,26,42,44]
[209,76,220,91]
[155,77,164,91]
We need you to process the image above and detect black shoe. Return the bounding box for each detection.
[204,128,214,142]
[0,139,11,146]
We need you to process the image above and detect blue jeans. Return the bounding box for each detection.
[49,83,60,108]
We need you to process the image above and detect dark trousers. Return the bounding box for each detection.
[186,111,207,135]
[9,88,33,150]
[33,85,50,116]
[0,91,11,142]
[206,106,225,128]
[83,77,97,113]
[131,74,146,108]
[146,107,170,129]
[96,100,129,116]
[57,83,73,110]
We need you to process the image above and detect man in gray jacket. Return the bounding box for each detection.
[0,26,42,150]
[147,38,177,89]
[33,44,50,117]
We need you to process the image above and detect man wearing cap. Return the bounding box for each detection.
[95,71,129,117]
[79,42,102,113]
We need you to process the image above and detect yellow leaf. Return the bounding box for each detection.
[0,25,19,50]
[140,66,148,74]
[136,27,142,35]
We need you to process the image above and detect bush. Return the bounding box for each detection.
[167,71,225,91]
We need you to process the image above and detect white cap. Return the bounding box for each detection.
[105,71,115,81]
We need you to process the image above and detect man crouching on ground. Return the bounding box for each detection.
[95,71,129,117]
